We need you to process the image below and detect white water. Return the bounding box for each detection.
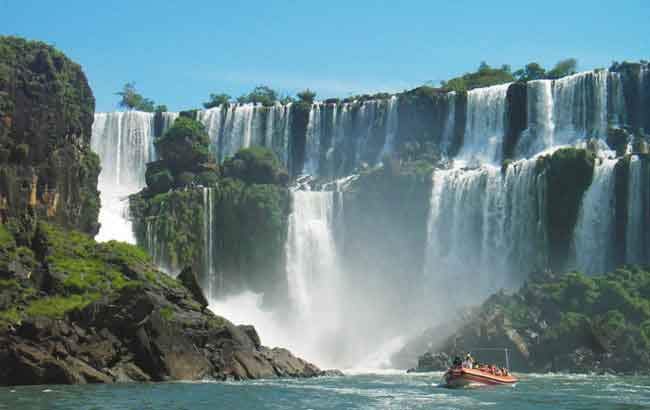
[284,190,343,366]
[91,111,155,243]
[625,156,649,265]
[573,158,618,274]
[517,70,624,158]
[302,98,399,177]
[458,83,510,164]
[196,103,291,163]
[202,187,220,297]
[424,159,546,302]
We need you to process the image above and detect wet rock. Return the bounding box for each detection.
[177,266,208,309]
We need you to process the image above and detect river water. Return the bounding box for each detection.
[2,372,649,409]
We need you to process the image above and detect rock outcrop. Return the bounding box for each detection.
[399,267,650,375]
[0,36,100,235]
[0,222,322,386]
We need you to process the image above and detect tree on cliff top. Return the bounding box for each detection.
[116,82,156,112]
[441,62,515,92]
[203,93,231,109]
[547,58,578,80]
[236,85,278,106]
[514,58,578,81]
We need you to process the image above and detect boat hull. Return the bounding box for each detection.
[443,368,517,388]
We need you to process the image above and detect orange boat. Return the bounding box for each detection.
[443,366,518,388]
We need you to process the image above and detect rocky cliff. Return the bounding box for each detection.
[0,223,322,385]
[0,36,100,235]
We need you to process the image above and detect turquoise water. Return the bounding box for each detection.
[2,372,650,409]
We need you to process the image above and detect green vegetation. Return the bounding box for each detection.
[491,266,650,371]
[222,146,289,185]
[296,89,317,105]
[0,220,188,326]
[441,62,515,92]
[115,82,157,112]
[203,93,231,109]
[131,146,290,294]
[156,117,210,172]
[237,85,278,106]
[537,148,595,271]
[513,58,577,81]
[25,294,97,319]
[145,116,218,195]
[437,58,578,92]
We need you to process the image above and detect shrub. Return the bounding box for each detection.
[12,143,29,162]
[222,147,288,185]
[155,117,210,174]
[175,171,196,188]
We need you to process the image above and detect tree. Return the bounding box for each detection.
[203,93,231,109]
[115,82,155,112]
[296,89,317,105]
[440,62,514,92]
[155,117,210,174]
[237,85,278,106]
[547,58,578,80]
[514,62,547,82]
[154,104,168,113]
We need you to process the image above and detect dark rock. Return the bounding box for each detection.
[177,266,208,308]
[319,369,345,377]
[412,352,450,372]
[237,325,261,349]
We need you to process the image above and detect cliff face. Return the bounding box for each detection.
[0,36,99,235]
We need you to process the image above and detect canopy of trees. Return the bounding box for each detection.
[514,58,578,81]
[237,85,278,106]
[441,62,515,92]
[440,58,578,92]
[203,93,231,109]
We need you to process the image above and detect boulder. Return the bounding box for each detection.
[177,266,209,308]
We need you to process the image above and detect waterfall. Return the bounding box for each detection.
[517,80,555,157]
[625,156,650,265]
[459,83,510,164]
[202,187,218,298]
[439,92,457,154]
[516,70,625,158]
[303,98,399,178]
[552,70,609,144]
[378,96,399,161]
[424,159,546,302]
[91,111,156,243]
[196,103,291,164]
[303,104,322,175]
[286,190,341,322]
[573,158,618,274]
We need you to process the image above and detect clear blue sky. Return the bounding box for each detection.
[3,0,648,112]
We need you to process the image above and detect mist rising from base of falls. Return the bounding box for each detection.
[208,291,420,371]
[95,184,137,244]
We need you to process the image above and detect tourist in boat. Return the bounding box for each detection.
[462,352,474,368]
